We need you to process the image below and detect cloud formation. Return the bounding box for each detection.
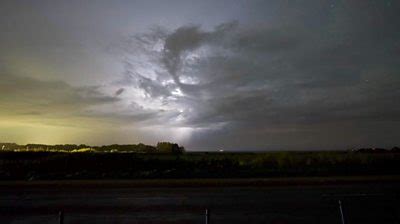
[0,72,117,119]
[1,0,399,150]
[116,1,400,149]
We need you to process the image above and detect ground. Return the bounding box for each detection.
[0,177,399,224]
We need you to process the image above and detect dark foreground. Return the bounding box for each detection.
[0,178,399,224]
[2,151,400,180]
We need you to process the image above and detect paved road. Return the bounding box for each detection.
[0,183,399,224]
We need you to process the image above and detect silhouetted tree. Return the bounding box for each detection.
[156,142,185,154]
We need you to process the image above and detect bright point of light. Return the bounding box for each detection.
[171,88,184,96]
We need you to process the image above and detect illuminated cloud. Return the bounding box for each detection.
[0,0,399,150]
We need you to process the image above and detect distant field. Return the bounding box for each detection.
[0,151,399,180]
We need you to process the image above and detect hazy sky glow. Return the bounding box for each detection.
[1,0,399,150]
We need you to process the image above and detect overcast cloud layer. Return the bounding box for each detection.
[1,0,399,150]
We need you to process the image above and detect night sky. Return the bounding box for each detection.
[0,0,399,151]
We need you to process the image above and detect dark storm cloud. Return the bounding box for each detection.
[114,88,125,96]
[1,0,399,149]
[0,71,118,119]
[121,0,400,149]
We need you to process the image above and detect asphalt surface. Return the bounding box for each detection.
[0,182,399,224]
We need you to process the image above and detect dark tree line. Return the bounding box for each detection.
[0,150,400,180]
[0,142,185,154]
